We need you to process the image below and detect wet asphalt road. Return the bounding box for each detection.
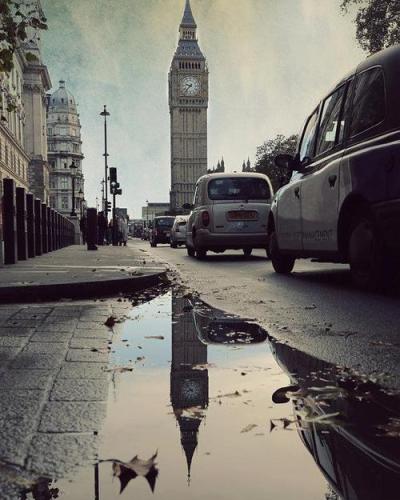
[139,239,400,390]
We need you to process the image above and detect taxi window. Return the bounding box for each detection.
[156,218,174,227]
[208,177,271,201]
[349,67,385,137]
[315,85,346,156]
[299,109,319,163]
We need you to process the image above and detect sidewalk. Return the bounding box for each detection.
[0,242,167,302]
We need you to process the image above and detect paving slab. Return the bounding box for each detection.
[38,401,106,432]
[0,242,166,302]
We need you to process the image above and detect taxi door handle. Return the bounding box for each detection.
[294,187,300,198]
[328,175,337,187]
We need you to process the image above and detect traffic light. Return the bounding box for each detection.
[110,182,120,194]
[109,167,117,183]
[106,201,112,212]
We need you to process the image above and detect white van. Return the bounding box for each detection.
[185,173,273,259]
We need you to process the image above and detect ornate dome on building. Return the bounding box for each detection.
[48,80,77,111]
[47,80,85,218]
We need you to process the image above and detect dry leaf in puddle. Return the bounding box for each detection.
[192,363,216,371]
[217,390,241,399]
[241,424,257,433]
[105,366,133,373]
[144,335,165,340]
[101,451,158,493]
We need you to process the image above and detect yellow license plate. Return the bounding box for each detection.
[227,210,257,221]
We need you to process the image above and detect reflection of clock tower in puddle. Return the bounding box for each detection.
[169,0,208,212]
[170,295,209,481]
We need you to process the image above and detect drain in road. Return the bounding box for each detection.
[4,291,400,500]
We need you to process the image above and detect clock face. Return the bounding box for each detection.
[180,76,201,97]
[181,379,202,403]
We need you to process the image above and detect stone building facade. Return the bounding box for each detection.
[23,35,52,204]
[141,202,170,222]
[169,0,208,212]
[47,81,84,217]
[0,52,31,194]
[0,1,52,205]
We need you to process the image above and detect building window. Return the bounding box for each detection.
[61,196,68,209]
[60,176,69,189]
[48,128,52,136]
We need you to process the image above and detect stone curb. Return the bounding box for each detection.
[0,270,167,303]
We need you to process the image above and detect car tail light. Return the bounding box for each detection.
[202,211,210,227]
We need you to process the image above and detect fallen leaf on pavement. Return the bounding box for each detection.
[104,316,117,328]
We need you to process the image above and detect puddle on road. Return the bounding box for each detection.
[5,291,400,500]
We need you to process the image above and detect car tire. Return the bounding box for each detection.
[196,248,207,260]
[243,248,252,257]
[269,231,295,274]
[187,246,195,257]
[348,215,391,291]
[170,241,177,249]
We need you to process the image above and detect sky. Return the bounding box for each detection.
[41,0,364,218]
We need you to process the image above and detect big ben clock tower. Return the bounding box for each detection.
[169,0,208,212]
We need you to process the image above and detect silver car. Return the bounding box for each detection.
[185,173,273,259]
[170,215,188,248]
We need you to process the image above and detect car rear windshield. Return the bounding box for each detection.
[178,221,186,226]
[156,218,174,227]
[208,178,271,201]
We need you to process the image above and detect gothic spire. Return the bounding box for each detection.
[181,0,197,28]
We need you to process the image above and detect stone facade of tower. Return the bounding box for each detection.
[169,0,208,212]
[47,81,84,217]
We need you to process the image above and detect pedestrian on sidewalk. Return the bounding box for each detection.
[120,216,128,246]
[97,211,107,245]
[79,214,87,244]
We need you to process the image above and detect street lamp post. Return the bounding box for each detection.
[146,199,149,239]
[70,160,77,216]
[100,105,110,220]
[79,189,84,217]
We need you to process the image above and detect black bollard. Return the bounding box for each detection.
[47,206,52,252]
[34,199,42,255]
[26,193,35,258]
[86,208,98,251]
[16,187,28,261]
[3,178,17,264]
[41,203,48,253]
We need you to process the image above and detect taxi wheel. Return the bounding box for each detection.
[348,216,389,290]
[196,248,207,260]
[187,246,195,257]
[243,248,252,257]
[170,241,177,249]
[269,231,295,274]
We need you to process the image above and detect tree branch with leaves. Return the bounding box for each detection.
[0,0,47,73]
[254,134,298,192]
[341,0,400,54]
